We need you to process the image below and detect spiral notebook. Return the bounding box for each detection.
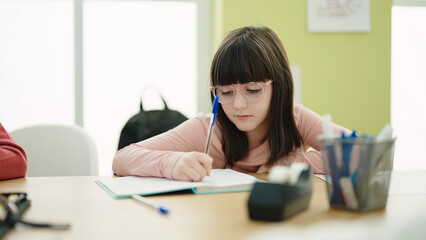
[96,169,259,199]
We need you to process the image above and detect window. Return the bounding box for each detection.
[84,1,199,175]
[0,0,74,129]
[0,0,210,176]
[391,4,426,170]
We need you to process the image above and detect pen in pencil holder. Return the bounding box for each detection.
[319,137,396,212]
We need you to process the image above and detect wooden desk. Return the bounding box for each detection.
[1,172,425,240]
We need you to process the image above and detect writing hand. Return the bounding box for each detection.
[171,152,213,182]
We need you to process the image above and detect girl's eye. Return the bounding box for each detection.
[245,89,261,95]
[221,90,233,96]
[217,86,233,96]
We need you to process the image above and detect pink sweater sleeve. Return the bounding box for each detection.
[257,105,351,174]
[293,105,352,173]
[0,123,27,180]
[112,114,210,179]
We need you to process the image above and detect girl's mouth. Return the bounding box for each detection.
[235,115,251,120]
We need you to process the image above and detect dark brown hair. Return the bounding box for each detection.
[210,26,303,168]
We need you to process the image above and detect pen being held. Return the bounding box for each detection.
[204,95,219,154]
[170,96,218,182]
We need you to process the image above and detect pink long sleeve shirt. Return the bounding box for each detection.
[0,123,27,180]
[113,104,349,179]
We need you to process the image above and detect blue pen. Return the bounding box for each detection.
[204,95,219,154]
[327,142,345,205]
[341,130,357,177]
[132,194,169,215]
[321,115,344,205]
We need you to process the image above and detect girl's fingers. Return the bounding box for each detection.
[198,155,213,176]
[183,167,202,182]
[172,152,213,181]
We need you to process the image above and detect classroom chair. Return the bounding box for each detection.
[10,124,98,177]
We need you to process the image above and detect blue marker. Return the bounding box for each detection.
[204,95,219,154]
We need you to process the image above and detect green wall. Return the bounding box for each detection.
[212,0,392,135]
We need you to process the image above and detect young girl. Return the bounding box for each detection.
[113,26,350,181]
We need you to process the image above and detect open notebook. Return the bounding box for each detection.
[96,169,260,198]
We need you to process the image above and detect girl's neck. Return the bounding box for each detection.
[248,136,265,150]
[246,114,270,150]
[246,126,268,150]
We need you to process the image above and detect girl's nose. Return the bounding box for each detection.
[233,91,248,109]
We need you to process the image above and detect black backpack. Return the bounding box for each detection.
[118,94,188,150]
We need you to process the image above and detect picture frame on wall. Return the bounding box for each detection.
[307,0,371,33]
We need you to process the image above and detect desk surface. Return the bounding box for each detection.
[1,172,425,240]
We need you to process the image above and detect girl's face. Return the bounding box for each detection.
[220,80,273,140]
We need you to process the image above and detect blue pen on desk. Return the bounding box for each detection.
[204,95,219,154]
[132,194,169,215]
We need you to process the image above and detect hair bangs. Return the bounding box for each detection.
[211,35,272,87]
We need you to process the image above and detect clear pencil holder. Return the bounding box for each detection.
[319,137,396,212]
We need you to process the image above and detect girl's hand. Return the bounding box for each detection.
[171,152,213,181]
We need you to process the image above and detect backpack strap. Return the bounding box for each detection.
[139,87,169,112]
